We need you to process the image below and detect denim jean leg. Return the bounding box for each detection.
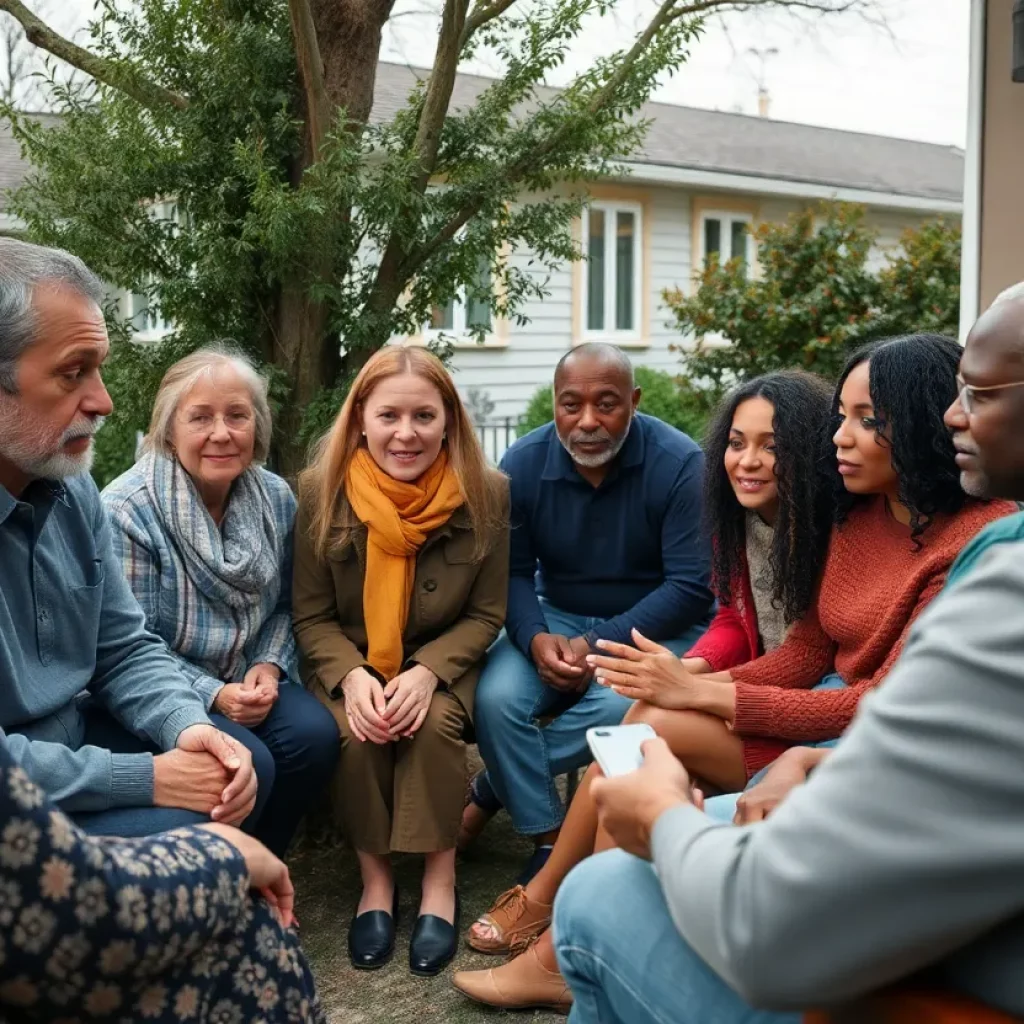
[246,684,340,857]
[474,607,591,835]
[554,850,801,1024]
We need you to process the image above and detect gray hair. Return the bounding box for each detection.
[144,346,273,463]
[0,238,105,394]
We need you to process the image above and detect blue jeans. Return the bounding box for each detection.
[72,683,339,857]
[554,849,800,1024]
[475,603,707,834]
[704,673,846,824]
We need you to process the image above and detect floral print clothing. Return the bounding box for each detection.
[0,737,324,1023]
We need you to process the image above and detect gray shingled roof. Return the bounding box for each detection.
[371,62,964,203]
[0,68,963,207]
[0,113,60,197]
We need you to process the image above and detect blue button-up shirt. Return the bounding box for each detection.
[500,414,712,655]
[0,473,210,812]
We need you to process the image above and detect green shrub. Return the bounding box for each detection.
[518,365,711,441]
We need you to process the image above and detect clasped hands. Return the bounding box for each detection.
[153,723,258,827]
[341,663,439,743]
[213,662,281,727]
[529,633,594,692]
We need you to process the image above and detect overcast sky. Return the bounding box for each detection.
[51,0,971,148]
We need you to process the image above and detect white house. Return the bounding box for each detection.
[370,63,964,438]
[0,62,964,451]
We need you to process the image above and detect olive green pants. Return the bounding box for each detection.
[316,685,469,854]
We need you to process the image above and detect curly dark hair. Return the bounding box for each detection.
[704,370,835,625]
[832,333,967,545]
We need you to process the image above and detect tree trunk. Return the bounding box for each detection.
[271,0,395,475]
[272,283,336,477]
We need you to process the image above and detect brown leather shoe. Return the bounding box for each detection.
[465,885,553,954]
[452,944,572,1014]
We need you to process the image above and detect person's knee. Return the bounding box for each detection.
[476,640,539,727]
[237,731,276,806]
[267,686,340,771]
[415,692,467,751]
[554,849,642,951]
[622,700,675,733]
[297,696,342,773]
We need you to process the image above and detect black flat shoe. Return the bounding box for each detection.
[409,889,460,977]
[348,887,399,971]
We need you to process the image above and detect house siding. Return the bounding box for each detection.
[450,187,956,426]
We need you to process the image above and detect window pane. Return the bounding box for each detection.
[587,209,605,331]
[704,218,721,261]
[615,211,635,331]
[131,293,149,333]
[430,300,455,331]
[730,219,748,267]
[466,255,492,331]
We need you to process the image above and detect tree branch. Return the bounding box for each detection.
[407,0,868,272]
[459,0,521,49]
[287,0,331,160]
[0,0,188,110]
[412,0,472,182]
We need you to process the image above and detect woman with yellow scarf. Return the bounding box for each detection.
[294,347,509,978]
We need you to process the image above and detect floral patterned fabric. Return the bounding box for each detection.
[0,737,324,1023]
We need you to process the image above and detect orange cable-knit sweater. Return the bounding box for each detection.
[732,494,1015,777]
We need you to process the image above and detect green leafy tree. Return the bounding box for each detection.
[665,202,961,396]
[872,216,962,338]
[519,365,710,439]
[0,0,876,475]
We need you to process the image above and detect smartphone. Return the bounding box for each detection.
[586,724,657,778]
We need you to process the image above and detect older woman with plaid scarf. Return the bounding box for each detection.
[101,348,338,857]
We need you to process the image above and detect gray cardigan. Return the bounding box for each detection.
[652,534,1024,1017]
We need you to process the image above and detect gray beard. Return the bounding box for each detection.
[959,469,991,500]
[558,417,632,469]
[0,392,101,481]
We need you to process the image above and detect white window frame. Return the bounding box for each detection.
[580,200,644,343]
[697,210,755,274]
[424,288,496,346]
[122,200,180,342]
[423,248,500,348]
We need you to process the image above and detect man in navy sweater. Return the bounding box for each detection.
[465,343,712,882]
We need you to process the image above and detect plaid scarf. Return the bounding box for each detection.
[142,451,280,610]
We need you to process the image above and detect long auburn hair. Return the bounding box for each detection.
[301,346,506,561]
[703,370,834,624]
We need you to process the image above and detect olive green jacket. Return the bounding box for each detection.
[292,475,509,721]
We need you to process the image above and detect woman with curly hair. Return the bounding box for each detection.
[683,369,835,677]
[452,335,1015,1013]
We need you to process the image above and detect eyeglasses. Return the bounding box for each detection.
[178,410,254,435]
[956,375,1024,415]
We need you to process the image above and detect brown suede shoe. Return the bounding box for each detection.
[452,944,573,1014]
[465,885,553,954]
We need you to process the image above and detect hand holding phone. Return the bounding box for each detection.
[586,724,658,778]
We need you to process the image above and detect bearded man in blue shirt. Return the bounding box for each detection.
[463,343,713,885]
[0,238,264,836]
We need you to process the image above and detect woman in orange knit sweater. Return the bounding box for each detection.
[452,333,1015,1013]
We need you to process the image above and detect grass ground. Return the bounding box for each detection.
[290,760,567,1024]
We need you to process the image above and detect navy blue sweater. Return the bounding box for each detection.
[500,414,712,655]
